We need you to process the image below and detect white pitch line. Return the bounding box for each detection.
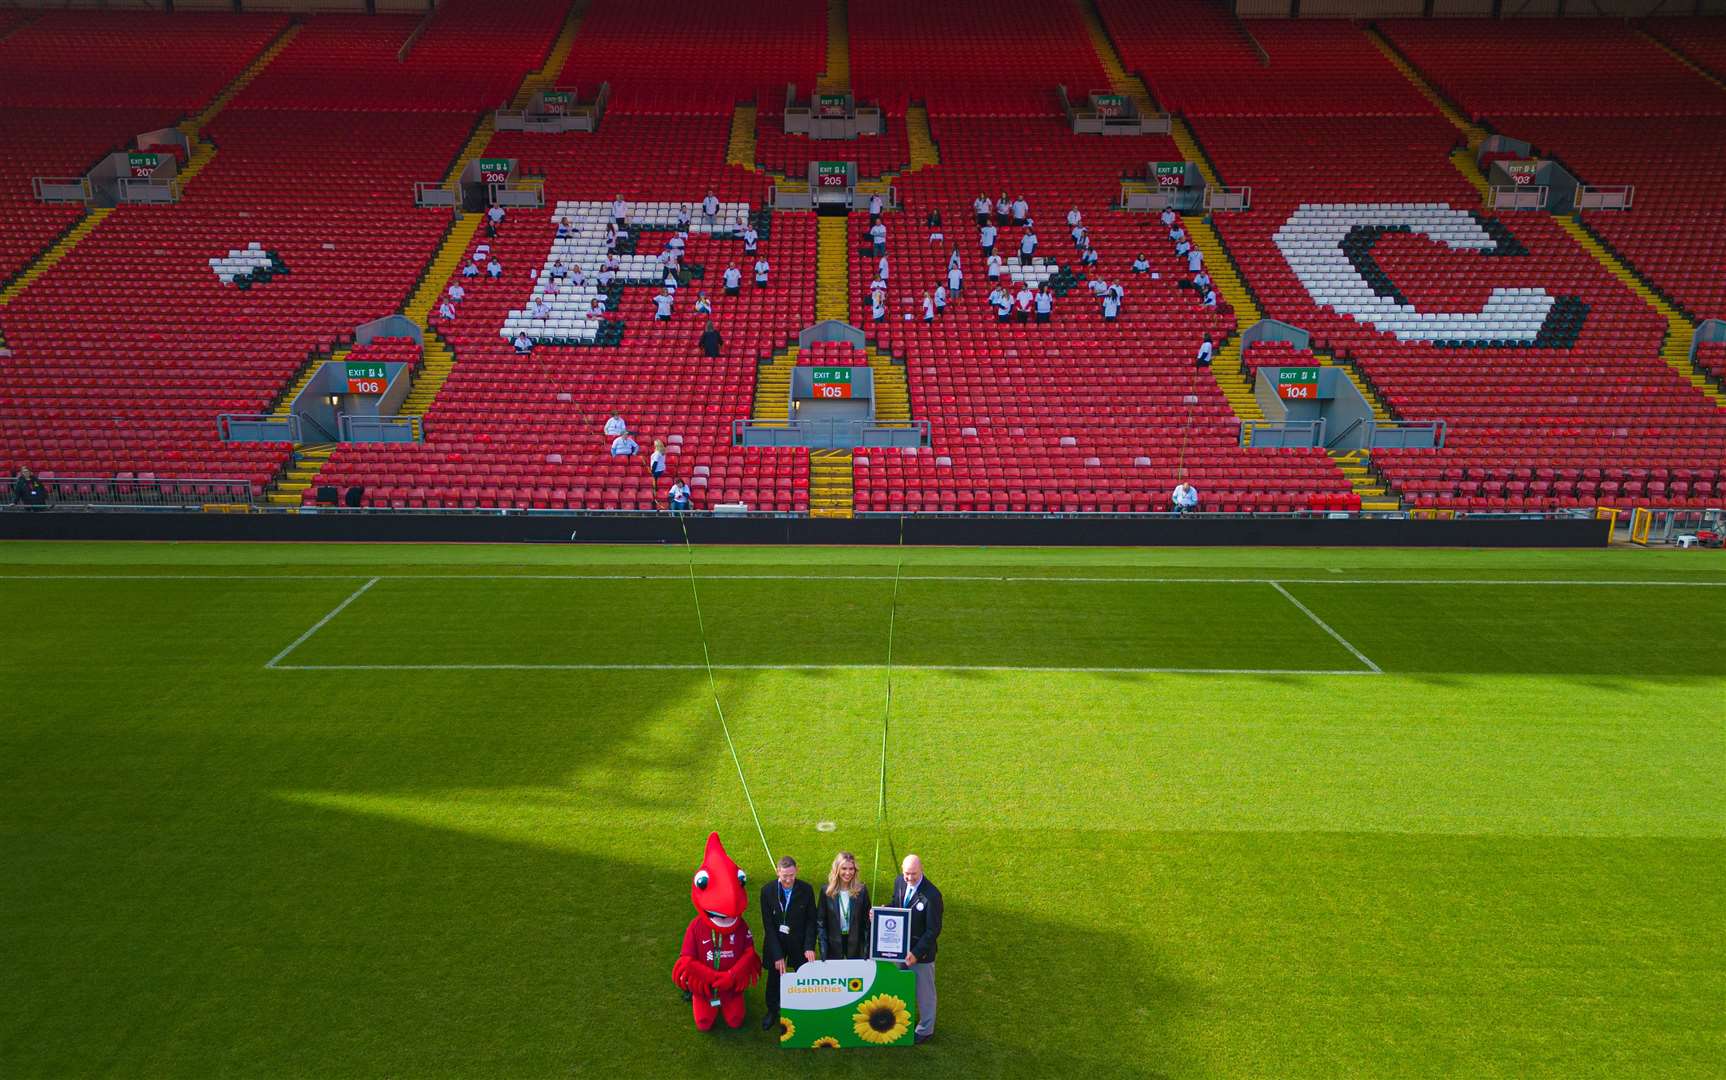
[268,661,1382,676]
[264,577,380,670]
[1269,582,1382,674]
[0,573,1721,587]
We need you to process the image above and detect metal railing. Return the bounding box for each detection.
[218,413,302,443]
[1576,184,1635,211]
[339,415,422,443]
[32,176,93,204]
[488,181,545,208]
[1203,185,1252,212]
[1366,419,1447,449]
[1325,417,1366,449]
[1487,184,1548,211]
[414,181,458,208]
[1119,182,1175,212]
[1240,418,1325,448]
[114,176,181,204]
[4,474,255,509]
[733,418,931,449]
[768,183,813,211]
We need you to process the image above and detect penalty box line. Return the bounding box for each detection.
[267,661,1384,676]
[1269,582,1382,674]
[264,577,380,669]
[4,573,1723,586]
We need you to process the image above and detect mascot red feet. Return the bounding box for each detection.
[672,832,762,1031]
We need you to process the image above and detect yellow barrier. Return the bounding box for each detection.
[1629,507,1653,545]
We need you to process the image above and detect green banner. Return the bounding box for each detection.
[476,158,512,183]
[778,960,917,1049]
[128,152,160,178]
[541,92,572,105]
[816,93,848,118]
[1153,161,1186,187]
[1277,367,1320,385]
[810,367,852,383]
[345,362,388,381]
[1094,94,1125,117]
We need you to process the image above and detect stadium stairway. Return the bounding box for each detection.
[511,0,588,109]
[1307,348,1402,509]
[176,20,302,147]
[1371,22,1724,413]
[0,210,111,305]
[816,216,849,320]
[1331,448,1398,511]
[1075,0,1159,115]
[269,346,345,421]
[0,22,301,306]
[817,0,850,94]
[265,443,335,507]
[809,449,854,518]
[1363,26,1491,201]
[904,106,939,171]
[865,343,912,425]
[397,326,460,417]
[385,119,493,421]
[858,104,940,195]
[1168,120,1262,424]
[1638,26,1726,91]
[727,104,759,171]
[751,342,797,426]
[1555,216,1726,409]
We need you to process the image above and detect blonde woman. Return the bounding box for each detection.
[820,851,872,960]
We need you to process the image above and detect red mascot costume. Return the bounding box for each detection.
[672,832,763,1030]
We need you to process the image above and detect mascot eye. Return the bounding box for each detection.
[694,871,710,889]
[736,869,748,886]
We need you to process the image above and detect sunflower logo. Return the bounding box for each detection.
[778,1018,795,1044]
[852,993,912,1044]
[811,1036,841,1049]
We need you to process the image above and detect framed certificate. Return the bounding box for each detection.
[870,906,911,963]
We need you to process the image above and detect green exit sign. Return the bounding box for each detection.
[1276,367,1321,400]
[811,367,852,383]
[344,361,388,394]
[816,162,849,188]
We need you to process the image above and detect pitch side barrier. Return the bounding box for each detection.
[0,508,1608,547]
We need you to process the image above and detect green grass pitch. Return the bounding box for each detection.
[1,541,1722,1078]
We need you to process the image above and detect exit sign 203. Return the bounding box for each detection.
[1276,367,1321,401]
[811,367,853,399]
[345,361,388,395]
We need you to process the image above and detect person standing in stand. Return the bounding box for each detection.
[760,856,818,1034]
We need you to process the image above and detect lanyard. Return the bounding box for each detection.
[779,885,793,915]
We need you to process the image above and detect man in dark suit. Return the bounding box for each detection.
[760,855,818,1031]
[892,853,943,1044]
